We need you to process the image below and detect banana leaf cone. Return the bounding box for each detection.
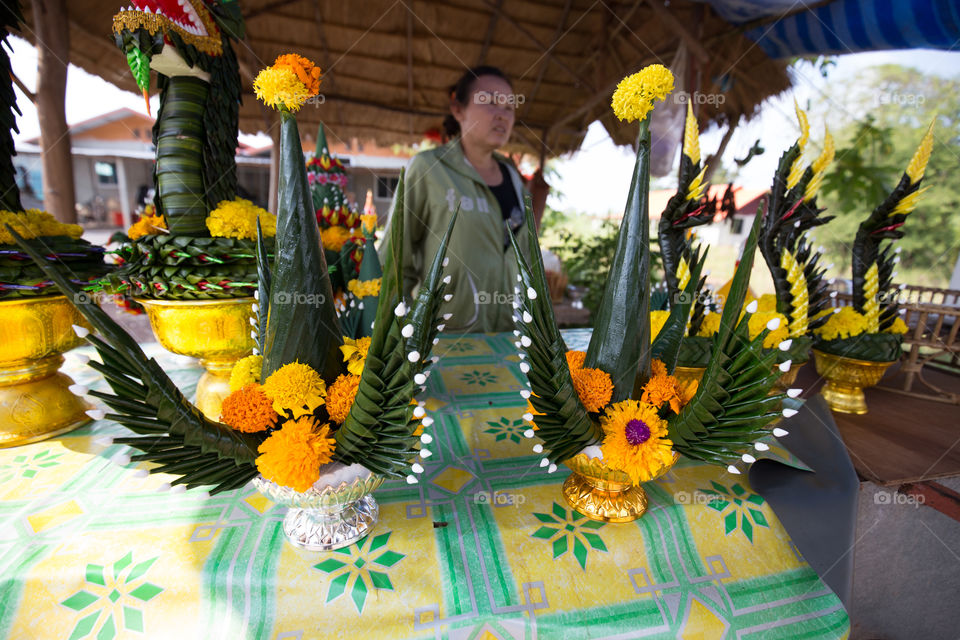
[357,231,382,338]
[262,110,343,381]
[585,118,652,401]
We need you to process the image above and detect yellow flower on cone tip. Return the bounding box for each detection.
[340,336,371,375]
[361,213,377,232]
[905,119,935,185]
[611,64,675,123]
[254,66,312,112]
[262,362,326,418]
[599,399,675,485]
[255,417,335,492]
[229,354,264,392]
[683,101,701,165]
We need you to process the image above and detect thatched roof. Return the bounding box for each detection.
[20,0,792,156]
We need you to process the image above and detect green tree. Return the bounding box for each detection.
[812,65,960,285]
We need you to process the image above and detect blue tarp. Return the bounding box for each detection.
[697,0,960,58]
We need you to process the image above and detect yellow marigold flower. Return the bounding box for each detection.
[263,361,327,418]
[205,198,276,241]
[748,310,790,349]
[885,317,908,335]
[255,417,336,492]
[340,336,371,376]
[361,214,377,233]
[571,366,614,413]
[611,64,675,123]
[814,306,869,341]
[254,66,311,112]
[326,373,360,424]
[126,213,167,241]
[229,354,263,392]
[220,384,278,433]
[641,358,694,415]
[347,278,381,299]
[0,209,83,244]
[272,53,322,96]
[697,313,721,337]
[752,294,778,313]
[600,400,675,485]
[565,350,586,371]
[321,225,353,251]
[650,310,670,340]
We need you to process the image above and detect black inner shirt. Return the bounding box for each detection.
[487,162,524,249]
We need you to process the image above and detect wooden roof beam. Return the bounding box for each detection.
[476,0,502,65]
[644,0,709,63]
[519,0,573,119]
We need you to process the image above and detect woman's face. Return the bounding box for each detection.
[452,75,516,150]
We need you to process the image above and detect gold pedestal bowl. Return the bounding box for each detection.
[0,296,92,447]
[562,452,677,523]
[812,349,894,415]
[135,297,255,420]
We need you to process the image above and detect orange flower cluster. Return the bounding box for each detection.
[326,374,361,424]
[220,384,278,433]
[641,359,697,415]
[256,417,336,492]
[565,349,613,413]
[273,54,323,95]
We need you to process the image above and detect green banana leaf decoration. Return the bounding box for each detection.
[8,58,459,492]
[509,196,599,466]
[666,211,788,470]
[760,104,835,338]
[658,103,712,333]
[509,65,793,479]
[584,116,653,400]
[335,172,459,478]
[261,110,343,382]
[9,226,260,493]
[851,121,934,332]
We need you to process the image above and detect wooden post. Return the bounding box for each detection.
[31,0,77,223]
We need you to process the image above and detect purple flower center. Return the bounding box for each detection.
[625,419,651,446]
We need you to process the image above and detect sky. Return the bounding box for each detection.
[8,35,960,216]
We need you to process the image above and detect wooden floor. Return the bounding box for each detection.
[795,360,960,486]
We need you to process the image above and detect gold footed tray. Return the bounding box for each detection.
[562,452,676,523]
[135,297,255,420]
[812,349,894,415]
[0,296,92,447]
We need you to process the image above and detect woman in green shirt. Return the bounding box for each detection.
[387,66,531,333]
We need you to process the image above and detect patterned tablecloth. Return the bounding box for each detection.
[0,330,849,639]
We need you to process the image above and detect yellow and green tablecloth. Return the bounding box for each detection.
[0,331,849,639]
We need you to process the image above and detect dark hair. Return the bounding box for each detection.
[441,65,513,140]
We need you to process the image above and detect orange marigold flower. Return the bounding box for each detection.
[641,358,695,415]
[273,53,323,95]
[572,366,614,413]
[255,417,336,492]
[321,225,353,251]
[326,374,361,424]
[565,350,586,371]
[220,384,279,433]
